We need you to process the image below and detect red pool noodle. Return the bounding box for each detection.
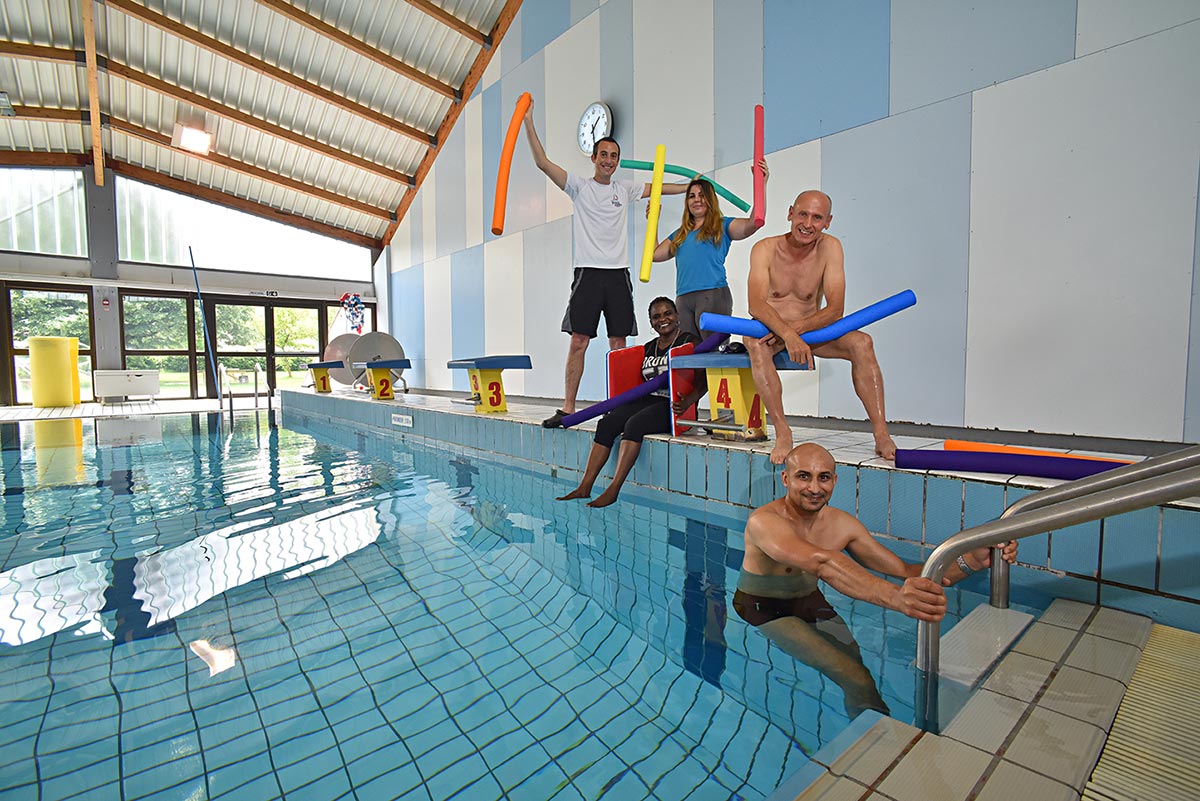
[492,92,531,236]
[894,449,1122,481]
[752,104,765,227]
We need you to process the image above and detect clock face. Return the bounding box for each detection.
[578,102,612,154]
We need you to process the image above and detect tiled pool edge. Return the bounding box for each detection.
[280,389,1200,633]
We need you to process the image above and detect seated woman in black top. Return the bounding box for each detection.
[558,296,704,507]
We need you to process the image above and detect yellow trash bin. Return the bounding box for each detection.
[28,336,75,408]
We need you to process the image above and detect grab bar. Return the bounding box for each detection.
[989,444,1200,607]
[915,463,1200,729]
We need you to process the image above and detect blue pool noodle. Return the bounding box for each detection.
[560,332,727,429]
[699,289,917,345]
[894,449,1121,481]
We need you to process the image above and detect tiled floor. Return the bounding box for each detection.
[0,396,267,421]
[777,599,1167,801]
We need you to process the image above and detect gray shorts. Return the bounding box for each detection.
[676,286,733,339]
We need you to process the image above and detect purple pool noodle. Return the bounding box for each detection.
[699,289,917,344]
[894,449,1122,481]
[560,332,727,428]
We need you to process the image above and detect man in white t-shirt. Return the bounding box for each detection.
[523,98,689,428]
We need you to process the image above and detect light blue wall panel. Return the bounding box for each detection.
[890,1,1077,114]
[391,265,426,387]
[763,0,889,151]
[451,247,486,392]
[481,84,502,245]
[498,54,548,238]
[819,95,971,426]
[1186,162,1200,442]
[570,0,599,26]
[522,0,572,62]
[714,0,763,170]
[600,0,635,140]
[435,117,467,258]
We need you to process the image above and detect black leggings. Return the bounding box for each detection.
[594,396,671,448]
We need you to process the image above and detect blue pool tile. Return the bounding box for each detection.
[857,467,889,534]
[1160,507,1200,600]
[727,449,751,506]
[830,464,857,514]
[963,480,1006,528]
[924,476,963,546]
[749,454,777,508]
[706,447,729,502]
[687,445,708,497]
[425,752,490,800]
[668,443,688,494]
[1049,520,1101,577]
[888,470,924,542]
[1099,584,1198,630]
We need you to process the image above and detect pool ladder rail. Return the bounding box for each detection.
[217,364,274,418]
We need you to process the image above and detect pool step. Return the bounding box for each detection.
[937,603,1034,686]
[770,599,1183,801]
[1083,624,1200,801]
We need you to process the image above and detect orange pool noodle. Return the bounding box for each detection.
[492,92,531,236]
[943,439,1131,464]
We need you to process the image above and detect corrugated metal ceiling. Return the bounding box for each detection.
[0,0,519,250]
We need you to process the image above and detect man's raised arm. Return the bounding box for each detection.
[522,99,567,190]
[746,510,947,621]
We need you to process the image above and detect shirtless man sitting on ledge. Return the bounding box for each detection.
[746,190,896,463]
[735,443,1017,717]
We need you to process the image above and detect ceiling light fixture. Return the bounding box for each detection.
[171,121,212,155]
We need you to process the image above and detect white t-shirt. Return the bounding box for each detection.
[564,174,644,269]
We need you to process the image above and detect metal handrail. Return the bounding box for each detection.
[915,463,1200,729]
[988,444,1200,607]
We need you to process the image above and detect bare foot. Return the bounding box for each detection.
[769,430,794,464]
[556,486,591,501]
[586,487,620,508]
[875,432,897,461]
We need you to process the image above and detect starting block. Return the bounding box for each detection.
[446,355,532,413]
[351,359,411,400]
[306,360,344,394]
[669,351,813,440]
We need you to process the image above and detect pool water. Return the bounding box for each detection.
[0,412,984,800]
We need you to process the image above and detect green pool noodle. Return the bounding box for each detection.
[619,159,751,212]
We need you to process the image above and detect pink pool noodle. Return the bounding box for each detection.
[752,104,765,227]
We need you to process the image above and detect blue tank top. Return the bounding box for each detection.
[673,217,733,296]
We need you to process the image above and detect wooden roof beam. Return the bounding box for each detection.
[403,0,490,47]
[0,149,91,168]
[0,43,415,187]
[383,0,521,245]
[104,62,415,187]
[108,118,396,222]
[80,0,105,185]
[109,160,383,250]
[253,0,460,100]
[105,0,436,146]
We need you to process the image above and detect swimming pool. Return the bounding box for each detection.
[0,412,987,800]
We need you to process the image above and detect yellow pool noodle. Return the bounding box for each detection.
[639,144,666,283]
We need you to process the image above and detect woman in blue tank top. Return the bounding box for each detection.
[649,160,768,338]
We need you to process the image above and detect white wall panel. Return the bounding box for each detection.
[967,23,1200,440]
[420,176,438,264]
[544,12,601,222]
[465,96,485,249]
[1076,0,1200,56]
[389,217,412,272]
[484,233,527,395]
[522,217,577,401]
[631,0,714,177]
[713,141,822,417]
[423,255,454,390]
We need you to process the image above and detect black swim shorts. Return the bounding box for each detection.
[561,267,637,339]
[732,588,839,627]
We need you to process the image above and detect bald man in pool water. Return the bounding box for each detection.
[736,443,1017,716]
